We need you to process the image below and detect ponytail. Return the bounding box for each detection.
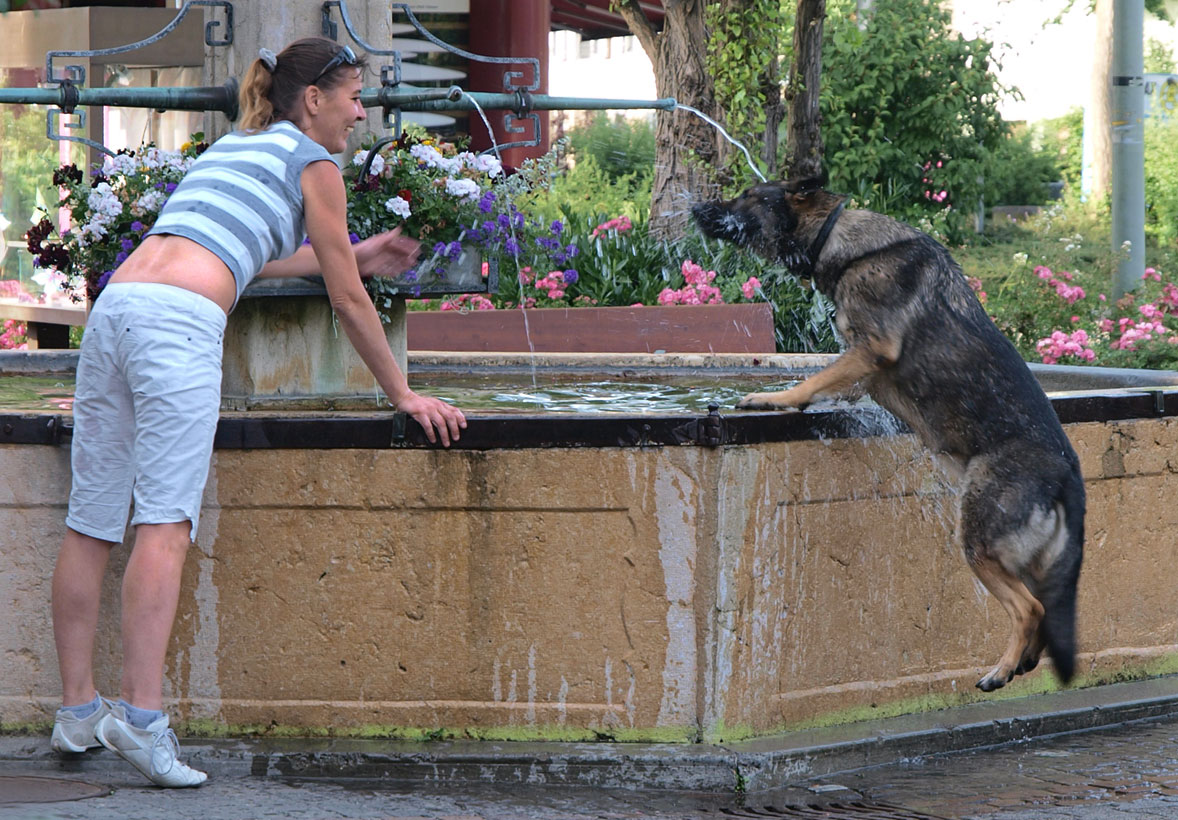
[238,59,276,132]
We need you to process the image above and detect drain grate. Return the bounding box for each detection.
[0,775,109,805]
[717,801,951,819]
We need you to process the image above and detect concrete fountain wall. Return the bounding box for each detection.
[2,356,1177,743]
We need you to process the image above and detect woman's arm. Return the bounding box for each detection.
[300,159,465,446]
[257,229,420,279]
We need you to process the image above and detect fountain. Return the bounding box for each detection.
[2,2,1178,777]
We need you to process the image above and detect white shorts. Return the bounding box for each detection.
[66,283,227,543]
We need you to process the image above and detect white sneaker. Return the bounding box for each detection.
[50,696,124,753]
[94,713,208,788]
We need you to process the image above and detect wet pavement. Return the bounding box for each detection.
[5,688,1178,819]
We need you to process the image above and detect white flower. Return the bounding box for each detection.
[469,153,503,177]
[132,189,167,217]
[444,177,480,200]
[101,153,139,178]
[384,196,411,218]
[351,150,367,167]
[409,143,445,168]
[366,153,385,176]
[1012,252,1028,265]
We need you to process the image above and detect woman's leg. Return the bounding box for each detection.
[52,528,117,706]
[118,521,193,710]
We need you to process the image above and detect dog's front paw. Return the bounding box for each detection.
[736,391,808,411]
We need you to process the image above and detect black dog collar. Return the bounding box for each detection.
[802,197,847,276]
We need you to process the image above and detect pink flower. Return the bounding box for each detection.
[1140,303,1164,320]
[741,276,762,300]
[590,215,633,239]
[1035,266,1054,281]
[481,261,489,279]
[657,288,680,306]
[1144,267,1162,282]
[1035,328,1096,364]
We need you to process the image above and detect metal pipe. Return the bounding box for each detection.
[1111,0,1145,298]
[0,83,676,116]
[0,83,240,116]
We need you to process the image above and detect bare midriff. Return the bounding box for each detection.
[107,234,237,314]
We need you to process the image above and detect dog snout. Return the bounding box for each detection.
[692,201,740,241]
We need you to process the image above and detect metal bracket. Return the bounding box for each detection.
[47,108,115,158]
[672,404,726,447]
[44,1,234,156]
[321,0,543,148]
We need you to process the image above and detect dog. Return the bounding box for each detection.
[692,176,1085,692]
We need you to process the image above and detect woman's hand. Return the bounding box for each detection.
[354,227,421,279]
[395,390,467,447]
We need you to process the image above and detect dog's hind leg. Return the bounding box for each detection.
[968,555,1045,691]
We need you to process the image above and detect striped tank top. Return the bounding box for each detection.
[147,120,336,307]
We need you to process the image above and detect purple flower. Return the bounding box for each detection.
[130,221,145,232]
[120,238,135,252]
[565,244,579,258]
[496,213,510,229]
[96,270,115,289]
[114,251,128,266]
[447,241,462,257]
[563,269,579,284]
[504,237,520,257]
[478,192,496,213]
[433,241,447,257]
[165,182,178,194]
[550,220,564,235]
[349,232,361,244]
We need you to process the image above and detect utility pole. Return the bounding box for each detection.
[1110,0,1145,298]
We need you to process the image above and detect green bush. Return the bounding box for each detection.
[983,125,1063,206]
[1145,115,1178,246]
[821,0,1010,242]
[564,113,655,183]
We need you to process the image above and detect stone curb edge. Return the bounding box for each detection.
[4,680,1178,794]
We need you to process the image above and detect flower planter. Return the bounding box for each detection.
[407,302,776,354]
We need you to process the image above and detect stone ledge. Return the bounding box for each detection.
[5,676,1178,793]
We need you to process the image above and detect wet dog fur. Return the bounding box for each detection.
[692,177,1085,691]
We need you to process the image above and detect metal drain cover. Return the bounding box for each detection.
[0,775,109,805]
[719,801,951,819]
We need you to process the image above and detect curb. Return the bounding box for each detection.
[5,677,1178,793]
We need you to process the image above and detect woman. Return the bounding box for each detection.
[48,37,466,787]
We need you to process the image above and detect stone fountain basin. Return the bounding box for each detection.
[2,349,1177,749]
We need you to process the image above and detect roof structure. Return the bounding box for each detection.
[550,1,665,40]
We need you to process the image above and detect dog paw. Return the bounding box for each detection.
[735,392,805,411]
[975,668,1012,692]
[1014,655,1041,676]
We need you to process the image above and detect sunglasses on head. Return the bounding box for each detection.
[312,44,358,85]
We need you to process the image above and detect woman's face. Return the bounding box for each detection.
[308,68,366,154]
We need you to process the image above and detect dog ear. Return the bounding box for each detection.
[783,170,829,195]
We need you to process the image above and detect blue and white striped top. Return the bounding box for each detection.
[147,120,336,308]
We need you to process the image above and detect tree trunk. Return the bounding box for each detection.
[617,0,720,239]
[1085,0,1114,199]
[785,0,826,180]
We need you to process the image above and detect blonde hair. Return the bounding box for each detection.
[238,37,368,132]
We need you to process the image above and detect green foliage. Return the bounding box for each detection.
[705,0,785,189]
[0,102,81,281]
[983,125,1063,206]
[1145,115,1178,246]
[1034,108,1084,189]
[563,112,655,184]
[821,0,1011,241]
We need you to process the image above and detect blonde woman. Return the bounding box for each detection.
[49,37,466,787]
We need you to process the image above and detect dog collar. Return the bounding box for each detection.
[803,197,847,276]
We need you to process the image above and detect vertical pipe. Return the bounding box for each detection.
[467,0,549,169]
[1111,0,1145,298]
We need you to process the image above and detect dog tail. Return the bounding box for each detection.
[1039,486,1085,685]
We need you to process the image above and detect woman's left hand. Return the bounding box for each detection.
[354,227,421,279]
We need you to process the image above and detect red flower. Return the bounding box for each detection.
[398,189,413,202]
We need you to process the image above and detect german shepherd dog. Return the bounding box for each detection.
[692,177,1085,691]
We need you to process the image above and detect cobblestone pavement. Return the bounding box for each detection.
[5,715,1178,820]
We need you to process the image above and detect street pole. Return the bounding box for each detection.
[1110,0,1145,298]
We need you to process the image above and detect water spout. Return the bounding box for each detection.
[674,104,767,184]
